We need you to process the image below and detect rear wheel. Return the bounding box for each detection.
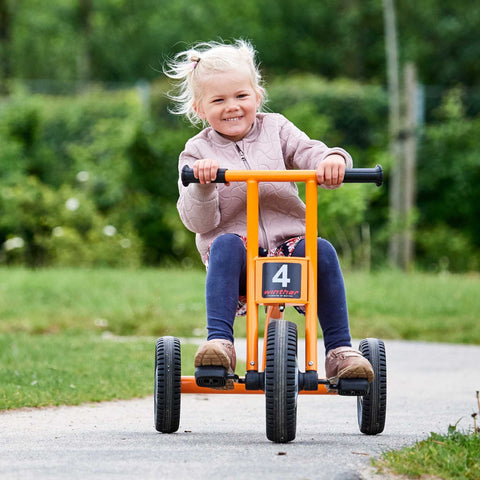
[265,320,298,443]
[154,336,181,433]
[357,338,387,435]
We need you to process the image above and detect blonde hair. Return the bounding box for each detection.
[164,39,265,126]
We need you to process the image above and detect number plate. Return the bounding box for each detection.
[255,258,308,303]
[262,263,301,298]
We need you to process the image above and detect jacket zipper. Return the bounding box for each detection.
[235,143,249,167]
[235,143,269,250]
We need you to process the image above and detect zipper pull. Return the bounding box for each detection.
[235,144,248,166]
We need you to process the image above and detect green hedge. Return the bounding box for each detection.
[416,89,480,271]
[1,78,479,270]
[268,74,389,156]
[0,89,144,266]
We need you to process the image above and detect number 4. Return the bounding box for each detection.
[272,264,291,288]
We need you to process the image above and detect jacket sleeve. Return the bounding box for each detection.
[277,114,353,188]
[176,144,221,234]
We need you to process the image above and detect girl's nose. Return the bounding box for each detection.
[225,99,239,110]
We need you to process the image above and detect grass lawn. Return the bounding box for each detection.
[344,270,480,344]
[374,427,480,480]
[0,331,198,410]
[1,267,478,478]
[0,267,479,343]
[1,266,479,411]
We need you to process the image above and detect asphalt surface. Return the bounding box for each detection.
[1,339,479,480]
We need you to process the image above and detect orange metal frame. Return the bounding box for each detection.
[181,170,335,395]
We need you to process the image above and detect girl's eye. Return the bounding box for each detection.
[237,94,248,99]
[212,98,223,103]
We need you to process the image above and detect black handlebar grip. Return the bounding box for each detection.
[344,165,383,186]
[181,164,383,187]
[181,166,228,186]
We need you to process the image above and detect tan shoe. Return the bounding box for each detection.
[325,346,374,384]
[194,340,236,390]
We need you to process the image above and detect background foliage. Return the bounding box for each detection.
[0,1,479,270]
[4,0,480,88]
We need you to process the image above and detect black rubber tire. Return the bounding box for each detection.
[154,336,181,433]
[357,338,387,435]
[265,320,298,443]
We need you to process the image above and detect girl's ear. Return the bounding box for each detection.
[194,102,206,120]
[255,87,264,109]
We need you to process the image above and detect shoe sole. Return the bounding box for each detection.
[194,346,234,391]
[328,365,374,384]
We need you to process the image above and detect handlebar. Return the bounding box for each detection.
[181,165,383,187]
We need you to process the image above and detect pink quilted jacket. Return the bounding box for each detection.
[177,113,353,264]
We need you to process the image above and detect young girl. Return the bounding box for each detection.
[166,40,373,389]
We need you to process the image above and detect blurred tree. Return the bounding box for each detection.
[399,1,480,87]
[1,0,480,270]
[76,0,93,84]
[0,0,13,94]
[11,0,80,82]
[4,0,479,87]
[417,88,480,250]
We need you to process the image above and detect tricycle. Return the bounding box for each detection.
[154,165,386,443]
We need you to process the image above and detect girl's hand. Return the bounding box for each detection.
[193,159,220,184]
[316,154,346,187]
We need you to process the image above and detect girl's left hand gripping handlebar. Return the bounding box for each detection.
[181,165,383,187]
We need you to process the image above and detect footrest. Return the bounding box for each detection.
[336,378,370,396]
[195,366,228,388]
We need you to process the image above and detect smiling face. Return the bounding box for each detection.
[195,70,262,142]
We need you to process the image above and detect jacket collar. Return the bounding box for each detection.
[208,115,261,146]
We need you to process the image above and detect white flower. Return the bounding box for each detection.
[3,237,25,251]
[94,318,109,328]
[65,198,79,211]
[52,226,64,237]
[76,171,90,182]
[103,225,117,237]
[120,238,131,248]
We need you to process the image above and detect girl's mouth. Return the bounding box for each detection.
[224,116,242,122]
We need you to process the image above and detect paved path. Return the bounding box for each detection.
[1,340,479,479]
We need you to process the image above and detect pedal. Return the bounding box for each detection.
[195,366,228,388]
[299,371,319,391]
[336,378,370,396]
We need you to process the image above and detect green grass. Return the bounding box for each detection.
[374,428,480,480]
[1,267,478,478]
[0,266,479,411]
[0,267,206,337]
[344,271,480,343]
[0,332,198,410]
[374,393,480,479]
[0,267,479,343]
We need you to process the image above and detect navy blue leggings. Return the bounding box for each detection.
[205,233,352,354]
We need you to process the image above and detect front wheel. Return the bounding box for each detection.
[265,320,298,443]
[357,338,387,435]
[154,336,181,433]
